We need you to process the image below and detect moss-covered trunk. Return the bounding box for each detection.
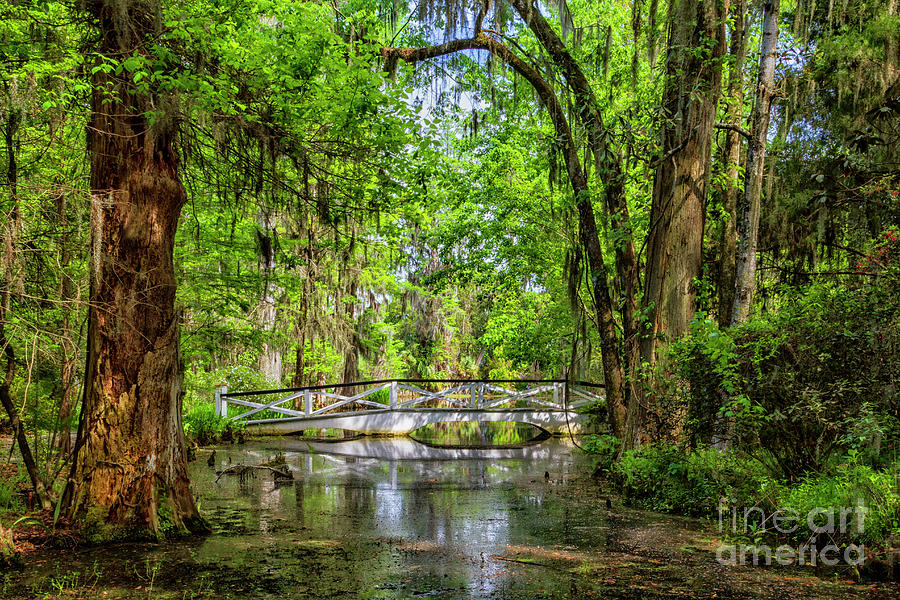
[642,0,725,362]
[65,0,205,541]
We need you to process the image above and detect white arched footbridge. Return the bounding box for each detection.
[214,379,604,436]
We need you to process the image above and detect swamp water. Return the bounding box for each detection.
[5,431,899,599]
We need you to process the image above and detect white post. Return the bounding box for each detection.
[553,382,560,407]
[470,382,477,408]
[215,384,228,419]
[389,381,398,410]
[304,389,312,417]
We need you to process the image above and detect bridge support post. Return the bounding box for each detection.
[389,381,398,410]
[304,389,312,417]
[215,384,228,418]
[553,382,560,407]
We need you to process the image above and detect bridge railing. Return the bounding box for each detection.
[215,378,604,425]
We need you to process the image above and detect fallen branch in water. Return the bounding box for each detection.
[215,464,294,483]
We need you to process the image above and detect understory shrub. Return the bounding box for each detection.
[369,387,390,404]
[581,434,620,474]
[183,403,244,445]
[774,459,900,548]
[613,445,771,515]
[0,470,25,514]
[615,446,900,552]
[182,361,279,414]
[669,278,899,479]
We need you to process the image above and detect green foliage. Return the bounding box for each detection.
[480,292,566,374]
[838,402,897,466]
[2,0,898,553]
[664,279,900,478]
[669,313,767,445]
[776,459,900,547]
[368,387,390,405]
[732,282,900,478]
[613,445,771,515]
[182,404,244,446]
[613,447,900,549]
[581,434,620,474]
[183,360,278,414]
[0,470,25,514]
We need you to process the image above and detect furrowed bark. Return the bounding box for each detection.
[732,0,780,325]
[65,0,206,541]
[641,0,726,365]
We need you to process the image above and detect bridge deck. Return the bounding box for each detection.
[215,379,603,436]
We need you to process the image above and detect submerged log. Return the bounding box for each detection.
[215,464,294,483]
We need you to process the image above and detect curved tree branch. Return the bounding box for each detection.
[714,122,752,140]
[381,31,629,439]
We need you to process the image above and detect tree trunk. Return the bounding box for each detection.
[383,33,628,439]
[292,328,307,389]
[0,337,53,511]
[508,0,638,440]
[732,0,780,325]
[1,101,53,509]
[341,281,360,397]
[65,0,205,540]
[54,193,78,457]
[885,0,898,89]
[257,208,282,383]
[641,0,726,364]
[717,0,747,328]
[292,221,315,390]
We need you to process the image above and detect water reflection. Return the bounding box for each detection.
[194,438,600,597]
[408,420,548,447]
[278,437,562,461]
[11,438,875,599]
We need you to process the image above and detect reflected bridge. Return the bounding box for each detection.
[214,379,604,435]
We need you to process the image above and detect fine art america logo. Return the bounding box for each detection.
[716,499,867,566]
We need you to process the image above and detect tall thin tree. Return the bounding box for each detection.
[732,0,780,325]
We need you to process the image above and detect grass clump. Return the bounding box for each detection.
[183,404,245,445]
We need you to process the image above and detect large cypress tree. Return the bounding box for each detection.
[64,0,205,540]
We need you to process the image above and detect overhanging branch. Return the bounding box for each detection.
[381,34,576,173]
[714,122,752,140]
